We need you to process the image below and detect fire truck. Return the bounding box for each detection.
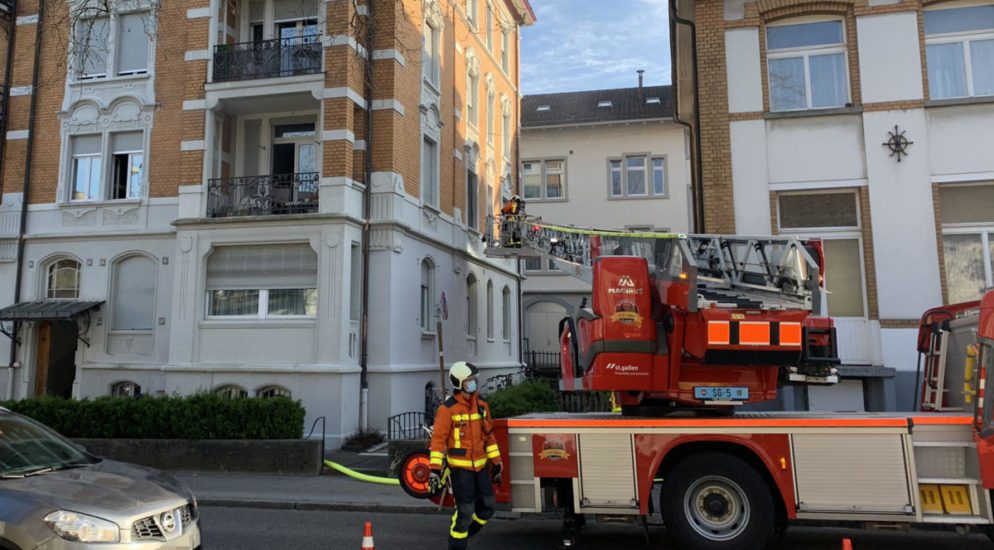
[397,213,994,549]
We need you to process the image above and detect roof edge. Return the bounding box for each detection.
[522,117,675,130]
[503,0,536,25]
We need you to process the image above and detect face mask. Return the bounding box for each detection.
[464,380,478,393]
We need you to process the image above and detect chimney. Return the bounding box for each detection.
[637,69,645,100]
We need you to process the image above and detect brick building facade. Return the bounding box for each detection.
[671,0,994,411]
[0,0,534,445]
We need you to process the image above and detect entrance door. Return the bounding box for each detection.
[33,321,78,398]
[271,124,317,213]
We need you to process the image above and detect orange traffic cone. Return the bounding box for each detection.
[361,521,375,550]
[842,538,853,550]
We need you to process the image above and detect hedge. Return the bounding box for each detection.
[0,394,306,440]
[487,379,559,418]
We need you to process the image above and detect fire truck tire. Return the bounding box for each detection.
[397,449,436,500]
[660,452,775,550]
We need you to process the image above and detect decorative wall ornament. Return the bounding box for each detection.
[883,125,913,162]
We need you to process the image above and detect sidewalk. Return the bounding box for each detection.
[176,471,443,514]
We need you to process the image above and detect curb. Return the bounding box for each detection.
[198,498,446,515]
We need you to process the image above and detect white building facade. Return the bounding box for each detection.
[518,86,692,357]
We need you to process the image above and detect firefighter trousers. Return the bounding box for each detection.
[447,467,495,550]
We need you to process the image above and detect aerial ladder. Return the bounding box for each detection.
[484,208,840,413]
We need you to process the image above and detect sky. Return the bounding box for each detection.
[520,0,672,95]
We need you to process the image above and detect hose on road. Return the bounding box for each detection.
[324,459,400,486]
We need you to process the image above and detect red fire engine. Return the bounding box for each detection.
[398,213,994,549]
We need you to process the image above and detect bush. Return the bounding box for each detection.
[342,426,385,451]
[0,394,306,440]
[487,379,559,418]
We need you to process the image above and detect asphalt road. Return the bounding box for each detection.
[199,506,994,550]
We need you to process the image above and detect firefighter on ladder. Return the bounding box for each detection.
[499,195,524,247]
[428,362,503,549]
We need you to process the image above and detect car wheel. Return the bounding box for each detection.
[660,452,775,550]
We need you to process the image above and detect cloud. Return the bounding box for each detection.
[521,0,671,94]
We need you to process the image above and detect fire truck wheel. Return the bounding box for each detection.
[660,452,775,550]
[398,449,436,500]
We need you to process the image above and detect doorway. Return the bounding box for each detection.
[271,123,318,213]
[34,321,78,398]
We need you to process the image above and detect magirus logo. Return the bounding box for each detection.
[618,275,635,287]
[608,275,643,295]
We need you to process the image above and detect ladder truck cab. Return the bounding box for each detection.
[397,210,994,550]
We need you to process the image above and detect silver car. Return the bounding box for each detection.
[0,407,201,549]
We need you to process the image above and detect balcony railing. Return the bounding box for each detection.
[207,173,319,218]
[212,37,322,83]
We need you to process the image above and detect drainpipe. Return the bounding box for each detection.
[0,1,16,189]
[669,1,705,233]
[358,0,374,430]
[514,28,523,370]
[7,0,44,400]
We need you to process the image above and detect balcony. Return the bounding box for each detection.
[207,173,319,218]
[212,38,322,83]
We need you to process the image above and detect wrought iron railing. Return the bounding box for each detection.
[206,172,319,218]
[524,350,562,377]
[0,0,14,19]
[387,411,428,441]
[212,37,322,82]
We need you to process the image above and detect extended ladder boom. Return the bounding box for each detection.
[485,213,823,313]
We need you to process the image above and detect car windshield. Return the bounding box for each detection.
[0,412,93,478]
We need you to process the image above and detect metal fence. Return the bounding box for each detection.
[212,37,322,82]
[523,350,561,377]
[206,172,319,218]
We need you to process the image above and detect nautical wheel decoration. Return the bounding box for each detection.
[883,125,913,162]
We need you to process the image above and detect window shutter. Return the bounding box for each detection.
[275,0,319,20]
[112,131,143,153]
[117,13,149,74]
[113,256,156,330]
[73,135,102,156]
[207,244,318,290]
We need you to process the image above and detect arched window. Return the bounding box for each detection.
[502,285,511,341]
[466,274,478,338]
[112,255,156,331]
[420,258,435,332]
[486,280,494,340]
[256,385,291,398]
[111,380,141,397]
[47,259,81,299]
[214,384,248,398]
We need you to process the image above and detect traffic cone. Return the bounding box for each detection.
[842,538,853,550]
[361,521,375,550]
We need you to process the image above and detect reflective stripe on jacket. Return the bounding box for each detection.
[429,392,502,471]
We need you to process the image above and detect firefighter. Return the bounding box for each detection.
[428,362,503,549]
[500,195,524,247]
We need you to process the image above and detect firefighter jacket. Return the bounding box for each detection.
[429,392,502,472]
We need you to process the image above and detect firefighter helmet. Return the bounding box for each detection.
[449,361,479,391]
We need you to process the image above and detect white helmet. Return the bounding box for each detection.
[449,361,479,391]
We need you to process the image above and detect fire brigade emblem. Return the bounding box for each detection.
[539,437,569,461]
[610,300,644,328]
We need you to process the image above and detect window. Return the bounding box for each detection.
[767,19,849,111]
[468,72,480,127]
[536,105,550,112]
[609,156,667,198]
[501,286,511,340]
[939,184,994,303]
[111,132,143,200]
[422,136,439,208]
[501,29,510,72]
[111,381,141,397]
[487,89,495,147]
[647,97,661,104]
[486,280,494,340]
[502,109,511,159]
[777,191,865,318]
[522,159,565,200]
[486,4,494,50]
[598,100,613,108]
[112,256,155,331]
[467,274,478,339]
[422,19,440,86]
[215,385,248,398]
[257,385,291,398]
[524,258,560,272]
[206,244,318,318]
[421,258,435,332]
[467,169,479,229]
[71,135,102,201]
[47,259,81,300]
[925,5,994,99]
[350,242,361,321]
[76,11,151,80]
[69,131,146,202]
[467,0,478,26]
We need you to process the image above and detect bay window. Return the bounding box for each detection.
[68,131,146,202]
[76,10,151,81]
[925,4,994,99]
[767,19,849,111]
[206,244,318,319]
